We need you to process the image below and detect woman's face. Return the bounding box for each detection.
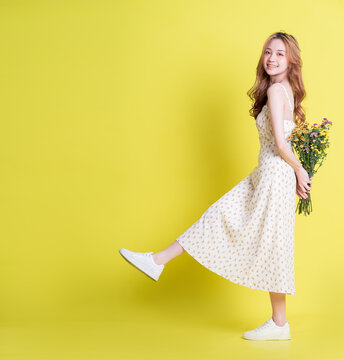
[263,38,289,78]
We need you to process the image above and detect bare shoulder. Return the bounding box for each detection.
[266,83,285,108]
[267,83,284,97]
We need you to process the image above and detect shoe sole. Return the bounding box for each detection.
[243,332,291,340]
[243,336,291,341]
[118,249,159,281]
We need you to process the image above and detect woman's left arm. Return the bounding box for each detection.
[267,84,312,198]
[267,84,303,173]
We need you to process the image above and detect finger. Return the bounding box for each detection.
[300,191,307,198]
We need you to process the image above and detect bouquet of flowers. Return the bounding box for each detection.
[287,117,333,216]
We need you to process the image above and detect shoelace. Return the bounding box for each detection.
[141,252,153,257]
[251,319,274,332]
[137,251,163,267]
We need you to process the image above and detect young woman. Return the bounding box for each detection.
[119,32,312,341]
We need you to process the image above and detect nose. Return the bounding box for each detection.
[269,53,278,61]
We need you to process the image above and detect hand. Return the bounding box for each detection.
[295,167,312,199]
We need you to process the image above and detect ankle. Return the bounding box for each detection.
[272,316,287,327]
[152,253,166,265]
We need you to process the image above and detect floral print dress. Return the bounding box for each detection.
[176,83,297,295]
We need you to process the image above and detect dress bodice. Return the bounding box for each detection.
[255,100,296,167]
[256,82,296,147]
[256,105,295,144]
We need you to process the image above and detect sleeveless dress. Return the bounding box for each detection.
[176,82,297,295]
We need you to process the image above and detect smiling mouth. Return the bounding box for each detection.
[267,64,278,68]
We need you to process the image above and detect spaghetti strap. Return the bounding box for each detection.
[276,82,293,120]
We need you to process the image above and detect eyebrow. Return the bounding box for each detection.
[266,47,286,52]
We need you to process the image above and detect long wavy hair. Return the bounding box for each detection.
[247,32,306,124]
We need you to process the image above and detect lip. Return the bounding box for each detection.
[267,64,278,67]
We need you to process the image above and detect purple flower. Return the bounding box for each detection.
[310,132,318,137]
[313,139,316,142]
[305,147,309,153]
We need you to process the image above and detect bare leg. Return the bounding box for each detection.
[152,240,185,265]
[269,292,287,326]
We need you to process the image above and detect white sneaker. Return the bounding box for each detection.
[119,248,165,281]
[243,317,291,340]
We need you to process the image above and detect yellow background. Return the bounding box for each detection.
[1,0,343,359]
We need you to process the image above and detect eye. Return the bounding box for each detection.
[278,53,284,56]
